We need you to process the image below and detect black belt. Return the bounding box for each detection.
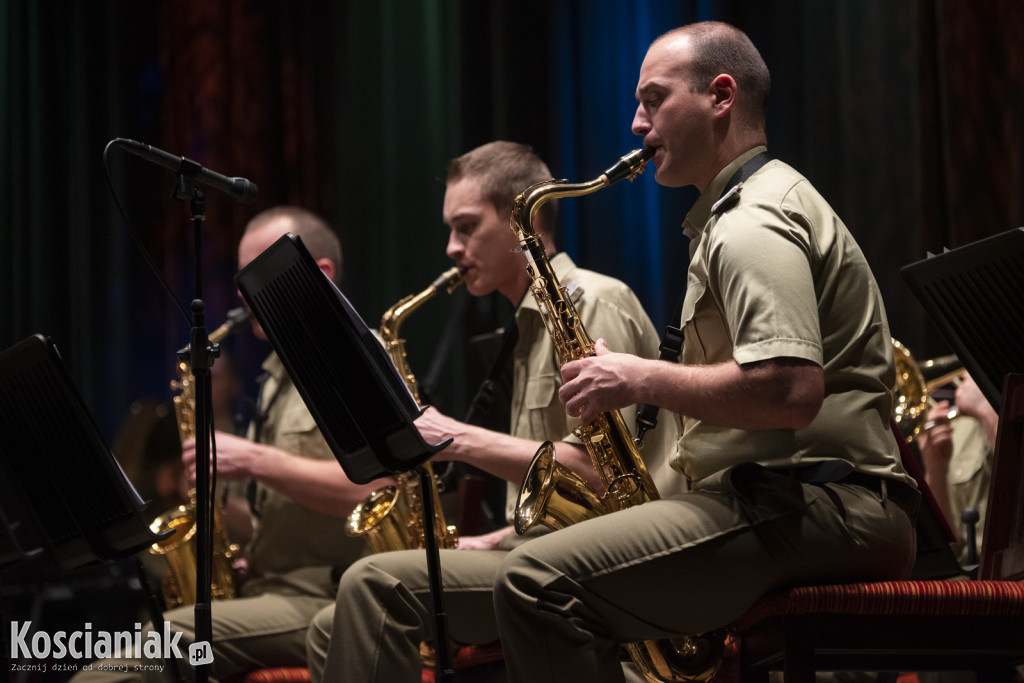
[770,466,920,521]
[838,472,920,521]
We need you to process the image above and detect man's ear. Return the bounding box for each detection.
[709,74,737,117]
[315,257,336,282]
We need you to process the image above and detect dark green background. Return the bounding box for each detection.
[3,0,1023,438]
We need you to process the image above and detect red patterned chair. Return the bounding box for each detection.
[725,374,1024,682]
[241,668,310,683]
[237,641,505,683]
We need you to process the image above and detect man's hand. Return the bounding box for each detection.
[955,375,988,421]
[558,339,640,426]
[182,430,264,482]
[954,373,999,450]
[414,406,461,451]
[456,526,513,550]
[917,399,955,472]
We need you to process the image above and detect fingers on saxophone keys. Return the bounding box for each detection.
[922,407,959,432]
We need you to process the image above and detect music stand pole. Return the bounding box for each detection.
[131,557,186,683]
[177,178,214,683]
[417,465,455,682]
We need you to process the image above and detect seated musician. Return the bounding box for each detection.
[305,140,682,682]
[917,372,999,563]
[73,207,386,682]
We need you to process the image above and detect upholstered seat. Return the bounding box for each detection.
[727,374,1024,682]
[238,641,506,683]
[241,668,311,683]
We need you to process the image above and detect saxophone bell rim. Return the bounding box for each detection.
[514,442,557,536]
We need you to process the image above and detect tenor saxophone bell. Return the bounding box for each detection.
[346,485,418,554]
[514,442,608,535]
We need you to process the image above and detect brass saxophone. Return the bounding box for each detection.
[511,148,722,683]
[345,268,463,553]
[148,308,250,609]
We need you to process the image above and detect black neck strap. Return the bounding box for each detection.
[633,151,771,446]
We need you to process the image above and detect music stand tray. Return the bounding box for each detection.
[901,227,1024,413]
[235,233,450,484]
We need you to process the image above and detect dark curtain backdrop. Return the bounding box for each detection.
[3,0,1023,442]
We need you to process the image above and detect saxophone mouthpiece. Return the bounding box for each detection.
[225,307,254,329]
[603,147,655,185]
[431,266,465,293]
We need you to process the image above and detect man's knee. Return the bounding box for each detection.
[306,604,334,654]
[493,544,543,614]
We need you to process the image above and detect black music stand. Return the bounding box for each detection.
[901,227,1024,413]
[235,234,456,681]
[0,334,180,681]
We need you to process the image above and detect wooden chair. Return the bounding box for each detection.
[726,373,1024,682]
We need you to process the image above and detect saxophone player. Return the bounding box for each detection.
[488,22,920,683]
[308,141,682,682]
[74,207,386,683]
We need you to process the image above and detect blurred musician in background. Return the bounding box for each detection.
[306,141,682,682]
[916,372,999,563]
[74,206,383,682]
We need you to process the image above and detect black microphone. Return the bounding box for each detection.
[114,138,258,204]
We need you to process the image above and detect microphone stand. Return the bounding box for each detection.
[175,175,215,683]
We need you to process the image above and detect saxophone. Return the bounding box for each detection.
[511,148,723,683]
[345,268,463,553]
[148,307,250,609]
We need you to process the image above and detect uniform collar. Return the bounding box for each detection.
[261,350,287,381]
[681,145,768,240]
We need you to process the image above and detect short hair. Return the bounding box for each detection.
[244,206,343,282]
[657,22,770,130]
[446,141,558,236]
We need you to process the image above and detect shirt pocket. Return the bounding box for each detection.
[679,274,705,327]
[275,404,321,458]
[680,277,713,364]
[523,374,565,440]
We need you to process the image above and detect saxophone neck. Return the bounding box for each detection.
[379,268,465,404]
[208,307,253,344]
[379,267,463,348]
[510,147,654,248]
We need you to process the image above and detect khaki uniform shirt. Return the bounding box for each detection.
[243,352,366,594]
[948,415,992,562]
[504,252,684,523]
[676,147,913,488]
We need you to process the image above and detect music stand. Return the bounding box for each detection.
[0,334,180,681]
[901,227,1024,413]
[235,234,456,680]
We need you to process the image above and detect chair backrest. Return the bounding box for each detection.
[980,372,1024,581]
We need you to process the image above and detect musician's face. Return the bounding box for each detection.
[632,35,714,189]
[443,177,524,302]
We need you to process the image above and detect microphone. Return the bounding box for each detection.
[114,138,258,204]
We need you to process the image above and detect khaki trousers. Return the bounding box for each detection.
[71,570,336,683]
[324,468,915,683]
[492,470,917,683]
